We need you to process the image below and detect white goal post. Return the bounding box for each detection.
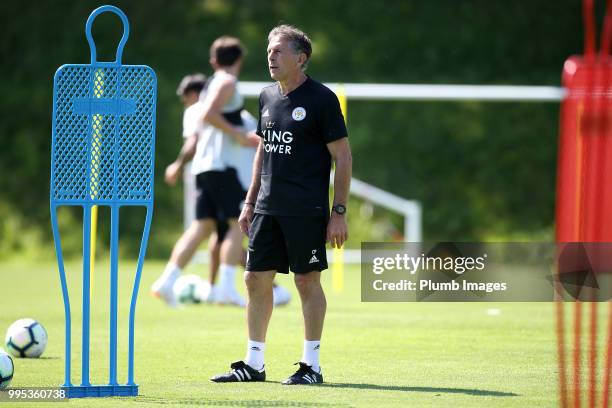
[238,82,564,102]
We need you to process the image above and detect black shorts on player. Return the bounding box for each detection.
[215,219,229,241]
[195,167,245,221]
[246,213,327,274]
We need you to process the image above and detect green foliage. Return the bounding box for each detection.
[0,0,587,258]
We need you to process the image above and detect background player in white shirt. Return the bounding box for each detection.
[152,37,257,306]
[158,73,291,307]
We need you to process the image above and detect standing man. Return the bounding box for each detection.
[151,37,256,307]
[212,25,352,384]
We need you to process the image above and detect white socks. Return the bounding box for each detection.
[162,263,181,281]
[218,264,237,292]
[244,340,320,373]
[245,340,265,371]
[301,340,321,373]
[151,263,181,306]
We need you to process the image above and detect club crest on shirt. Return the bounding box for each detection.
[292,107,306,121]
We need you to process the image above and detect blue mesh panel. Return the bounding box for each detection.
[118,67,156,201]
[51,64,156,204]
[52,66,91,201]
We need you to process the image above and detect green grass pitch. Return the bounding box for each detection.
[0,259,608,407]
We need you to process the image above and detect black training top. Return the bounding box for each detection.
[255,76,347,217]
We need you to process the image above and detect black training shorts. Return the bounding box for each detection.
[195,168,245,221]
[216,219,229,241]
[246,213,328,274]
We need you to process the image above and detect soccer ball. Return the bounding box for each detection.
[173,275,208,304]
[0,349,14,389]
[273,285,292,306]
[5,318,48,358]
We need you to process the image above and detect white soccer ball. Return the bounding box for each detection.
[173,275,207,304]
[273,285,292,306]
[5,318,48,358]
[196,280,214,303]
[0,349,14,389]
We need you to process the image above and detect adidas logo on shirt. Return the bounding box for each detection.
[262,108,270,117]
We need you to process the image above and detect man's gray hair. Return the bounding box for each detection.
[268,24,312,70]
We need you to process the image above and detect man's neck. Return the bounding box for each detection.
[216,65,239,77]
[278,72,307,96]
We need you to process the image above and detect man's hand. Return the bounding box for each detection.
[327,212,348,248]
[231,129,260,147]
[246,132,260,147]
[164,161,182,186]
[238,204,255,236]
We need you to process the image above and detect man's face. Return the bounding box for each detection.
[267,36,302,81]
[181,91,199,108]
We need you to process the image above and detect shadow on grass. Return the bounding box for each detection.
[136,383,517,406]
[138,397,350,407]
[318,382,518,397]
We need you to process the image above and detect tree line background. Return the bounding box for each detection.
[0,0,591,259]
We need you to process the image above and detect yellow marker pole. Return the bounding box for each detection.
[332,84,347,293]
[89,68,104,298]
[90,205,98,297]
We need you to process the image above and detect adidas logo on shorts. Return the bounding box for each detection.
[309,249,319,264]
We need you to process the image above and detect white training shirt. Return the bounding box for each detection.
[226,110,257,190]
[184,72,246,176]
[182,101,205,138]
[181,88,256,189]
